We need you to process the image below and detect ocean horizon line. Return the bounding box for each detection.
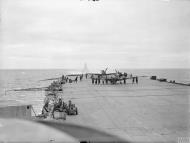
[0,68,190,70]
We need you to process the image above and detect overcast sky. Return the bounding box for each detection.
[0,0,190,69]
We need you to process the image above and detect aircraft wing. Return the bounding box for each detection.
[105,73,117,75]
[87,73,101,75]
[39,77,60,81]
[6,87,48,92]
[66,74,82,76]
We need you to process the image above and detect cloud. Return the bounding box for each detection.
[1,0,190,69]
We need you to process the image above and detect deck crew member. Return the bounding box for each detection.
[132,77,135,84]
[68,100,72,108]
[66,77,68,83]
[136,76,138,84]
[48,98,56,118]
[124,72,127,77]
[123,78,126,84]
[106,78,108,84]
[95,78,97,84]
[75,76,78,83]
[91,75,94,84]
[98,76,100,84]
[92,77,94,84]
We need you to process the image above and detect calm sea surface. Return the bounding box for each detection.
[0,69,189,114]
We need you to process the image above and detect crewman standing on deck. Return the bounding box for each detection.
[106,78,108,84]
[75,76,78,83]
[95,78,97,84]
[124,78,126,84]
[124,72,127,78]
[136,76,138,84]
[91,75,94,84]
[66,77,68,83]
[61,75,64,80]
[68,100,72,109]
[98,75,100,84]
[132,77,135,84]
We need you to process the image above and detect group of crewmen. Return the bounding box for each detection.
[40,74,79,118]
[91,76,127,85]
[42,95,77,118]
[40,72,139,118]
[132,76,138,84]
[42,95,65,118]
[90,72,139,85]
[61,74,87,83]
